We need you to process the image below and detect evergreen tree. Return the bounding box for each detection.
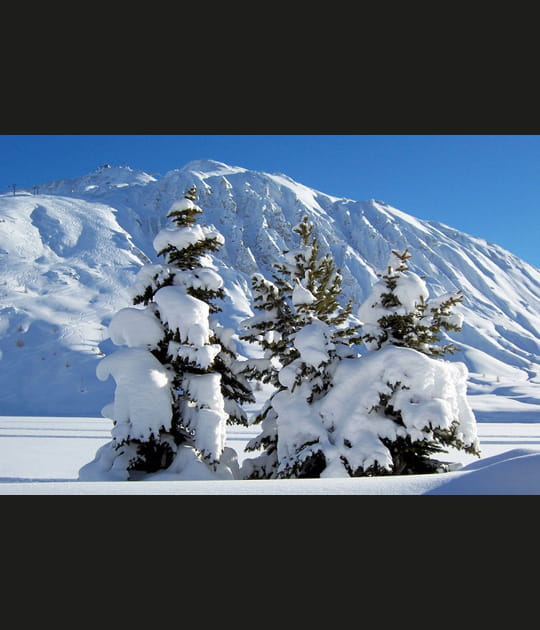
[135,185,225,309]
[80,186,251,481]
[239,216,362,479]
[236,273,294,478]
[359,249,464,357]
[354,248,479,474]
[134,185,255,427]
[273,217,358,331]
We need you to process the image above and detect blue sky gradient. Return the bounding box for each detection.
[1,133,540,268]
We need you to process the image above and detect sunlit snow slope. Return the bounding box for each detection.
[2,160,540,417]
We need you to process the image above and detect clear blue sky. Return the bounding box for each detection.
[2,133,540,268]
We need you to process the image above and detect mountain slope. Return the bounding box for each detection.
[2,159,540,417]
[0,192,148,414]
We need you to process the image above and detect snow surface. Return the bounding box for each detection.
[2,414,540,493]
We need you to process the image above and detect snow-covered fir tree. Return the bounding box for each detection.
[236,244,479,480]
[344,248,481,475]
[138,186,255,426]
[239,216,362,479]
[316,344,480,476]
[358,248,464,357]
[79,186,252,481]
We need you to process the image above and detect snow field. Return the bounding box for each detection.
[1,414,540,493]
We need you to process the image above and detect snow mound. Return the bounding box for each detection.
[427,449,540,494]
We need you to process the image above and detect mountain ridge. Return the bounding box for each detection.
[2,159,540,417]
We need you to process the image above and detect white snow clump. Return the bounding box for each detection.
[96,348,173,442]
[154,285,210,347]
[108,306,163,349]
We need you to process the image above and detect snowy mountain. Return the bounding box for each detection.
[2,159,540,417]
